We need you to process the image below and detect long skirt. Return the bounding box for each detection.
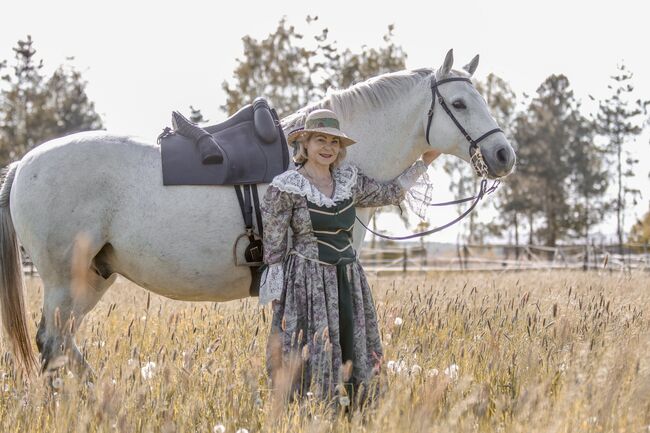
[266,253,383,406]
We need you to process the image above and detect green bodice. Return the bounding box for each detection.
[307,197,356,265]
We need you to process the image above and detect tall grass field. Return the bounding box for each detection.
[1,270,648,432]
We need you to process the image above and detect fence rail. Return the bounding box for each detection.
[359,243,650,273]
[20,243,650,276]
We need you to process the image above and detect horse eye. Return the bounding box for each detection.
[452,100,467,110]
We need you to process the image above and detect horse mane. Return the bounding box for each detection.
[281,68,438,132]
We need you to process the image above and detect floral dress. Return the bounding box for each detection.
[260,160,427,404]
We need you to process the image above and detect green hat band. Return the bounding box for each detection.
[305,117,340,130]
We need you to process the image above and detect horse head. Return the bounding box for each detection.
[427,49,516,179]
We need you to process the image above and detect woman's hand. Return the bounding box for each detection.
[422,150,441,165]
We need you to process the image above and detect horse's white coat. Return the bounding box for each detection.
[4,52,515,371]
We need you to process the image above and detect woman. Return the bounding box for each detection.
[260,108,438,407]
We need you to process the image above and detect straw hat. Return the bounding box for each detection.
[287,109,356,147]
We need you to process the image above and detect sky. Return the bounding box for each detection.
[2,0,649,243]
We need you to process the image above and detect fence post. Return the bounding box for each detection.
[402,247,408,273]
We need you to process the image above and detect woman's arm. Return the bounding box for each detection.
[259,185,293,305]
[354,159,429,208]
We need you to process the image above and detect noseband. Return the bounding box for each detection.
[425,76,503,177]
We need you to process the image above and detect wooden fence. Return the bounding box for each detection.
[359,243,650,273]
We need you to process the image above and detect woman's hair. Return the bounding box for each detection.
[293,132,347,167]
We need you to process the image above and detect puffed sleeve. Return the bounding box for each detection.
[258,185,293,305]
[354,160,428,208]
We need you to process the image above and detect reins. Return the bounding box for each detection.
[355,178,500,241]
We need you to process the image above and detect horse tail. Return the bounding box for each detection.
[0,162,36,373]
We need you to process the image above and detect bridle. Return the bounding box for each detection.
[355,74,504,241]
[425,75,502,177]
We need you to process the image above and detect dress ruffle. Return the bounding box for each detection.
[258,263,284,305]
[269,163,358,207]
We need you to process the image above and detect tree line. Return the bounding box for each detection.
[2,22,649,247]
[0,36,102,166]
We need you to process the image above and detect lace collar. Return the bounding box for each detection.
[270,163,358,207]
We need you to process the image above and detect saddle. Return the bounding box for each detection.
[158,97,290,297]
[159,97,289,185]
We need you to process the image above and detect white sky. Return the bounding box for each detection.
[2,0,649,243]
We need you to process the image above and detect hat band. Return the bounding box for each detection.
[305,117,340,130]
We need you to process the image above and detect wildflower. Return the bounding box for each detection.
[141,361,157,380]
[212,424,226,433]
[427,368,439,377]
[386,360,407,375]
[51,378,63,390]
[394,317,403,326]
[444,364,459,380]
[410,364,422,376]
[236,429,249,433]
[339,395,351,407]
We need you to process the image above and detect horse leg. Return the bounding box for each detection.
[36,241,116,378]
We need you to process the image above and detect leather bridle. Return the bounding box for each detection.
[425,76,503,177]
[355,75,504,241]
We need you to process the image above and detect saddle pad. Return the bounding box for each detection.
[160,99,290,186]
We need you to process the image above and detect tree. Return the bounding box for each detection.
[566,116,609,243]
[513,75,592,247]
[630,208,650,244]
[221,17,407,118]
[0,36,102,166]
[595,63,649,252]
[188,105,207,124]
[475,74,519,245]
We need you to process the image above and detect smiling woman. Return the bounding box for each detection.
[259,108,437,408]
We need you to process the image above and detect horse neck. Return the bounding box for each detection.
[332,82,431,181]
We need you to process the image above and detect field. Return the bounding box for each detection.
[1,270,649,432]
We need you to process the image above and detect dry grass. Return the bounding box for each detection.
[1,270,649,432]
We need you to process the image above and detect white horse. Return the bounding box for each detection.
[0,50,515,374]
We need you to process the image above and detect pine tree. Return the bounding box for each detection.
[0,36,103,166]
[513,75,590,247]
[595,64,648,252]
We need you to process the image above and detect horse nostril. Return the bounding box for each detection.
[496,148,508,164]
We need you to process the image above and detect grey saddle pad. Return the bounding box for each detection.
[159,98,290,185]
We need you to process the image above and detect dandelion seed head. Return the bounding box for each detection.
[212,424,226,433]
[141,361,157,380]
[51,378,63,390]
[444,364,459,380]
[394,317,403,326]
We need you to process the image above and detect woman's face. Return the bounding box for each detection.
[304,133,341,167]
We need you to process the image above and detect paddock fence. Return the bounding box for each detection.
[358,242,650,273]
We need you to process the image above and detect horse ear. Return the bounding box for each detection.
[463,54,480,76]
[437,49,454,79]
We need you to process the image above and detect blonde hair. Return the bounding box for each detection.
[293,132,347,167]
